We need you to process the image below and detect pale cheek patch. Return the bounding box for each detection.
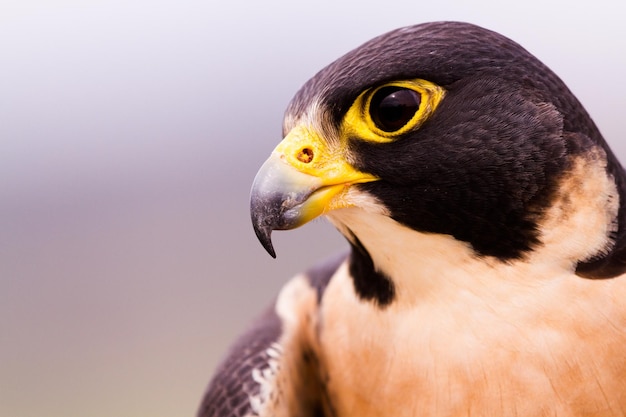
[534,148,619,266]
[331,187,390,216]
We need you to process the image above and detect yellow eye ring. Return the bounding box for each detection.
[342,79,445,143]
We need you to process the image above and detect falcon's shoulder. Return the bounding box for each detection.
[197,252,347,417]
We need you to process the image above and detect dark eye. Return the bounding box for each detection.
[369,87,422,132]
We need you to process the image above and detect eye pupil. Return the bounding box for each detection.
[369,87,421,132]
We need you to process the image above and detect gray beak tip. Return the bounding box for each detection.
[253,224,277,258]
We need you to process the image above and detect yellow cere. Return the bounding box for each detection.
[273,125,378,187]
[341,78,446,143]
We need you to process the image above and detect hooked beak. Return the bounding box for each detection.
[250,126,378,257]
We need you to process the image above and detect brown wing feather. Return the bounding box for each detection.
[198,252,347,417]
[197,305,282,417]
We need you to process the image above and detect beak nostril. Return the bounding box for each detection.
[297,148,315,164]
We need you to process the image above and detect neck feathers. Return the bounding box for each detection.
[327,146,621,306]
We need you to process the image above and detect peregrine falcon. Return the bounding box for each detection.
[199,22,626,416]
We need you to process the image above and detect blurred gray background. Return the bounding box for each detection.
[1,0,624,416]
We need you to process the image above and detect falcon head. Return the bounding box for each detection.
[250,22,626,303]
